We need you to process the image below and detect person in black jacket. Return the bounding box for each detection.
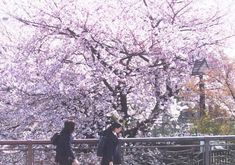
[55,120,78,165]
[101,122,122,165]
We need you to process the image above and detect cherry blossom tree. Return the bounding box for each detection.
[0,0,233,139]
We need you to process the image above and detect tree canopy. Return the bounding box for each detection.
[0,0,234,139]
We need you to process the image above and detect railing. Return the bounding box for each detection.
[1,136,235,165]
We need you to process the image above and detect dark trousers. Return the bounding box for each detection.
[57,163,72,165]
[56,160,72,165]
[101,159,120,165]
[101,159,109,165]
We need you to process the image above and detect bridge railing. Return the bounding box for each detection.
[1,136,235,165]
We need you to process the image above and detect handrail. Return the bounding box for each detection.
[1,135,235,165]
[1,135,235,144]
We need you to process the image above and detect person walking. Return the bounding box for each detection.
[101,122,122,165]
[55,120,79,165]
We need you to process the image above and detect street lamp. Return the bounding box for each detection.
[192,58,209,118]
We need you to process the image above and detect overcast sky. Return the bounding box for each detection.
[216,0,235,58]
[198,0,235,58]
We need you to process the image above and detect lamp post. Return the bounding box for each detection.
[192,58,209,119]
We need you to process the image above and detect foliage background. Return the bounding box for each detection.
[0,0,235,140]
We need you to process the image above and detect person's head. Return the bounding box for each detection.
[110,122,122,134]
[63,120,75,134]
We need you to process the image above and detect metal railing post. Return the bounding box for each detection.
[27,142,33,165]
[120,141,124,165]
[204,138,210,165]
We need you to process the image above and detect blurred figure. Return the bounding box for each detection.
[101,122,122,165]
[55,120,79,165]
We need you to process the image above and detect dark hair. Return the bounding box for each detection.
[101,122,122,136]
[63,120,75,134]
[110,122,122,131]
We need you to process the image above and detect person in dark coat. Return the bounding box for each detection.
[55,120,77,165]
[101,122,122,165]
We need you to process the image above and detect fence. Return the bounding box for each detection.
[1,136,235,165]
